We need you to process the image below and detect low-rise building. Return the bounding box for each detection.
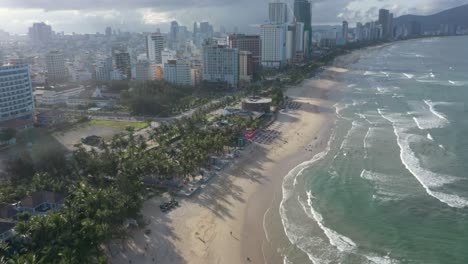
[15,191,66,215]
[36,110,65,127]
[241,97,272,113]
[0,221,15,241]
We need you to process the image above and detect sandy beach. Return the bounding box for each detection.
[109,53,359,264]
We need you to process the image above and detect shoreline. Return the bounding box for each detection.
[109,52,361,264]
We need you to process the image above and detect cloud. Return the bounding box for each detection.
[0,0,466,34]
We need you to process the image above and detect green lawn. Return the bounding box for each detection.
[89,119,149,129]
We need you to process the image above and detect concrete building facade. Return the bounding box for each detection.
[0,65,34,129]
[202,40,239,88]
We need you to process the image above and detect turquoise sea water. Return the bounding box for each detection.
[280,36,468,264]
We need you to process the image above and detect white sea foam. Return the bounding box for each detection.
[283,256,293,264]
[380,71,389,77]
[378,109,468,208]
[424,100,448,121]
[334,103,351,118]
[403,73,414,79]
[301,191,357,252]
[280,132,335,263]
[427,133,434,141]
[365,255,400,264]
[360,170,407,201]
[448,80,464,86]
[340,121,361,150]
[363,128,372,158]
[408,100,449,129]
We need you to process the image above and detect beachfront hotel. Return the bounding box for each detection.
[0,64,35,129]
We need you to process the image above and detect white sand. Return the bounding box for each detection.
[109,63,352,264]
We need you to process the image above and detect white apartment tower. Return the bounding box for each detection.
[0,65,34,128]
[146,33,164,64]
[261,23,288,68]
[46,50,68,83]
[202,39,239,88]
[163,60,192,86]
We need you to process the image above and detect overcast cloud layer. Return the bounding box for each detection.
[0,0,467,34]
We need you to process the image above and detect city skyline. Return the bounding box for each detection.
[0,0,466,34]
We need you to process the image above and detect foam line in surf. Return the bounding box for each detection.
[424,100,448,121]
[279,132,335,263]
[409,101,449,129]
[378,109,468,208]
[301,192,357,252]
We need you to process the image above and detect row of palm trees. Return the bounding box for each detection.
[0,95,254,263]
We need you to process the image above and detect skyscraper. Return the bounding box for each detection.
[269,1,289,23]
[105,27,112,37]
[170,21,179,50]
[46,50,68,83]
[0,65,34,129]
[342,21,349,43]
[293,0,312,56]
[163,60,192,86]
[28,22,53,44]
[200,22,214,35]
[202,39,239,88]
[379,9,393,40]
[261,23,288,68]
[146,33,164,64]
[193,22,198,37]
[228,34,262,75]
[294,0,311,25]
[112,47,131,80]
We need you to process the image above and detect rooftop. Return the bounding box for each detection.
[19,191,66,209]
[0,204,17,220]
[242,97,272,104]
[0,221,15,234]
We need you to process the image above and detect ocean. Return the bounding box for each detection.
[279,36,468,264]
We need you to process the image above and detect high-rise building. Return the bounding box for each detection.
[146,33,164,64]
[170,21,179,50]
[163,60,192,86]
[135,59,154,81]
[28,22,53,44]
[95,58,113,81]
[260,23,287,68]
[379,9,392,40]
[46,51,68,83]
[228,34,262,74]
[342,21,349,44]
[239,51,253,83]
[202,39,239,88]
[294,0,311,26]
[193,22,198,37]
[105,27,112,37]
[200,22,214,35]
[0,65,34,129]
[294,0,312,55]
[355,22,364,41]
[112,47,131,80]
[269,1,289,23]
[286,22,305,63]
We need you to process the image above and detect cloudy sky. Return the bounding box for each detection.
[0,0,466,34]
